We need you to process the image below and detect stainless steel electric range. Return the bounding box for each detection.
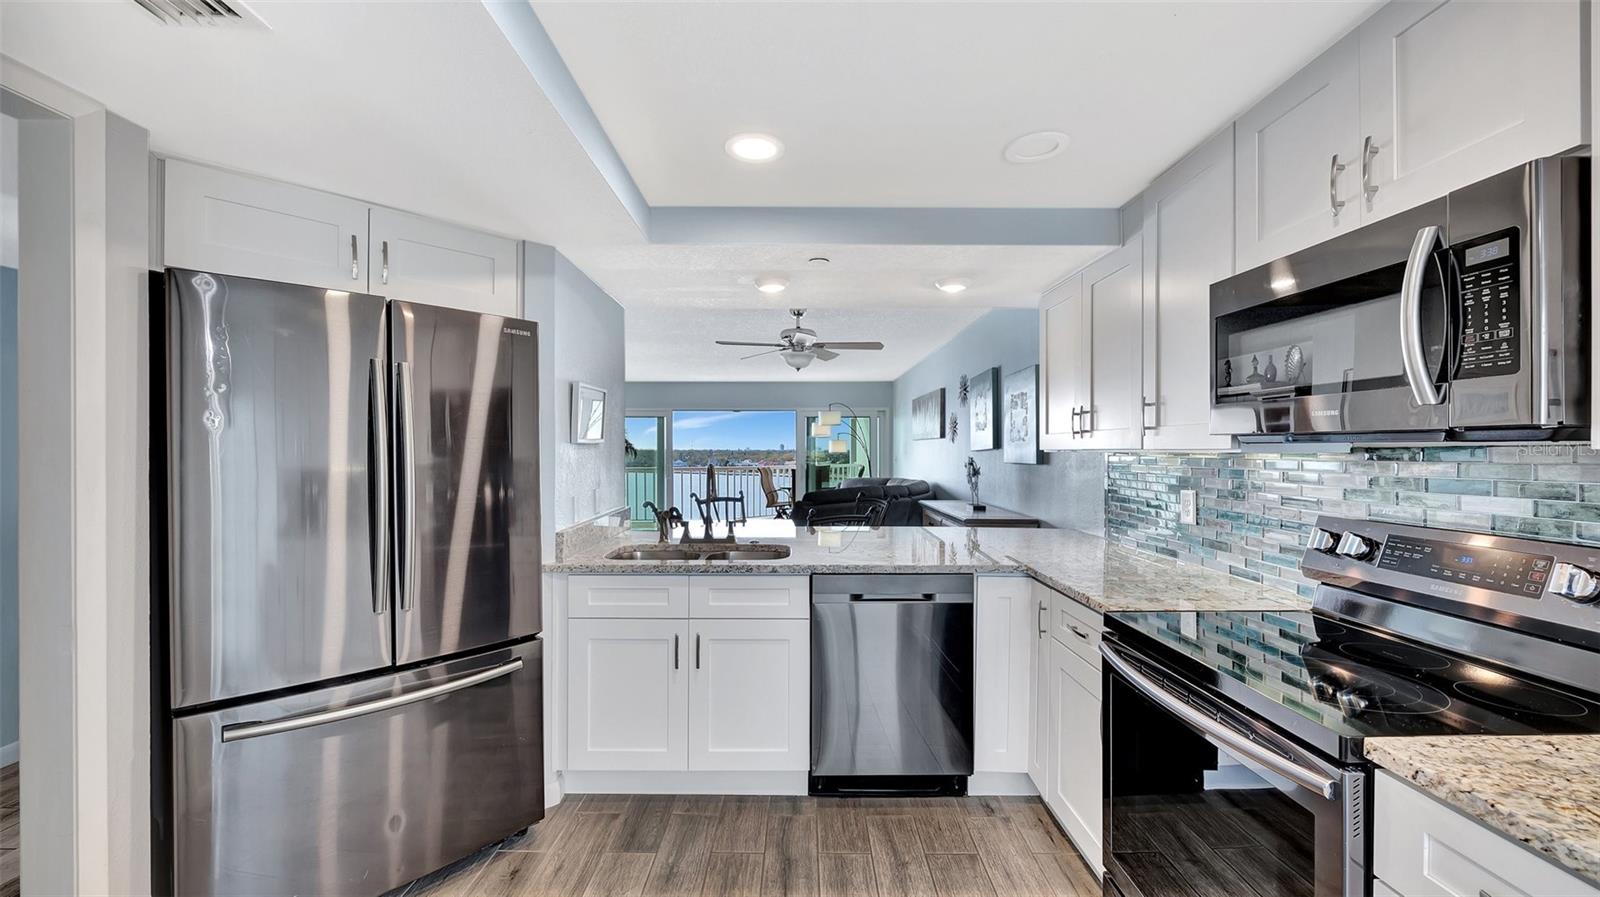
[1101,516,1600,897]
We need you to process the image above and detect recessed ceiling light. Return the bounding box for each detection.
[934,278,970,294]
[726,132,784,163]
[808,257,830,266]
[1003,130,1071,164]
[755,275,789,294]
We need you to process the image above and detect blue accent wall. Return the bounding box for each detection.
[1,265,17,749]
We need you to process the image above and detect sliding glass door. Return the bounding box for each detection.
[803,413,877,493]
[625,416,665,530]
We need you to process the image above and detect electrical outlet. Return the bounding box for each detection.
[1180,489,1197,525]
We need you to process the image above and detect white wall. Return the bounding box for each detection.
[892,308,1105,533]
[552,252,627,528]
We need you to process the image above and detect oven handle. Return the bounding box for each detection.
[1100,642,1340,800]
[1400,225,1446,407]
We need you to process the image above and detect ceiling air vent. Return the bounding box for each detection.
[132,0,267,27]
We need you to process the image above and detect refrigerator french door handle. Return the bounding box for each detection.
[393,360,418,611]
[368,358,390,615]
[219,658,524,743]
[1400,225,1446,407]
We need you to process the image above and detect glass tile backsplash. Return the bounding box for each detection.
[1104,444,1600,597]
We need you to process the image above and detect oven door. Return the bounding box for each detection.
[1101,641,1367,897]
[1210,199,1452,437]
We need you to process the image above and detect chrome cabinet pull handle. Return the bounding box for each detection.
[381,240,389,285]
[1330,153,1347,217]
[673,634,680,670]
[1069,624,1091,640]
[1142,395,1158,432]
[222,658,522,742]
[1037,601,1047,637]
[368,358,390,615]
[1362,136,1380,202]
[1399,225,1446,407]
[350,234,359,280]
[1069,406,1081,437]
[1080,405,1093,435]
[695,634,702,670]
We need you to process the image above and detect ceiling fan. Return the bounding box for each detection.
[715,309,884,371]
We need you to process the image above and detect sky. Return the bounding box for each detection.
[626,411,798,452]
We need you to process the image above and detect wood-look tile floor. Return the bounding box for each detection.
[1,763,17,897]
[390,794,1099,897]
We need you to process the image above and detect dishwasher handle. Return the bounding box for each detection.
[848,592,938,601]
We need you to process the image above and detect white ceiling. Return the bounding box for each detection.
[561,242,1108,310]
[627,305,986,382]
[533,0,1383,208]
[0,0,644,247]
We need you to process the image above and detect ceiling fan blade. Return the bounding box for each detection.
[741,349,783,360]
[716,340,786,348]
[812,341,884,350]
[811,347,840,361]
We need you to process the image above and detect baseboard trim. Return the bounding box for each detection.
[545,774,563,808]
[968,772,1038,796]
[0,741,16,767]
[563,770,808,796]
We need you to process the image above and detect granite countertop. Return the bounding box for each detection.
[546,522,1309,614]
[1365,735,1600,887]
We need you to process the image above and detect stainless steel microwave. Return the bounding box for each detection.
[1210,157,1588,442]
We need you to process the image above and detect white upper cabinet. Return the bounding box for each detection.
[1141,127,1237,451]
[1234,32,1363,271]
[163,158,370,292]
[1039,272,1085,452]
[368,207,520,316]
[1080,235,1145,451]
[163,159,523,315]
[1359,0,1584,223]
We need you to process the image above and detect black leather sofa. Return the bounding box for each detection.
[791,477,935,526]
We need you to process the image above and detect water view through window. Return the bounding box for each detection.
[624,411,800,526]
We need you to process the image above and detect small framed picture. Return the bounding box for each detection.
[572,382,607,444]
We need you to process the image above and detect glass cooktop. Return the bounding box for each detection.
[1106,610,1600,758]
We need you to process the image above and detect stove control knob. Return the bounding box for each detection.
[1306,529,1338,553]
[1335,532,1377,561]
[1549,562,1600,603]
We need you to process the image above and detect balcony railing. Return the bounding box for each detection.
[626,465,797,524]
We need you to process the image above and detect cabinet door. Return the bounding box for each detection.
[369,207,520,316]
[974,577,1034,774]
[163,158,370,291]
[1027,586,1049,792]
[688,619,809,771]
[1081,236,1145,451]
[1039,272,1084,451]
[1234,32,1362,271]
[1047,638,1103,874]
[567,618,688,771]
[1359,0,1583,223]
[1141,127,1237,451]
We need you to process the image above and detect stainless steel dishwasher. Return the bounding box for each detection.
[809,574,974,796]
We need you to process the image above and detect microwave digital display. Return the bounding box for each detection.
[1464,237,1511,268]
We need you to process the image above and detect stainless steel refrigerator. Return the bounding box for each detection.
[156,268,543,897]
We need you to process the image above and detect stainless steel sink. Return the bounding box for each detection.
[604,547,706,561]
[698,546,792,561]
[603,543,792,562]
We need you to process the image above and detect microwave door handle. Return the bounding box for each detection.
[1400,225,1446,406]
[1100,642,1340,800]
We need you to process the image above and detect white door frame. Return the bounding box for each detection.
[2,57,151,897]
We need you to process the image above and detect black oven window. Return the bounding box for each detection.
[1107,675,1323,897]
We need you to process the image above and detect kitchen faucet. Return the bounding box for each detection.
[640,501,683,544]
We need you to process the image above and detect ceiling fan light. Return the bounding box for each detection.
[782,350,814,371]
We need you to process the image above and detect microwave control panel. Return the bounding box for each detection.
[1455,229,1521,379]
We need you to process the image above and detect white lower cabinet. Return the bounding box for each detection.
[1375,770,1599,897]
[975,576,1036,774]
[1046,637,1103,874]
[687,619,809,771]
[566,617,689,771]
[566,575,810,775]
[1027,589,1050,790]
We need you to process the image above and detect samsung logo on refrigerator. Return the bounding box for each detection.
[503,327,532,337]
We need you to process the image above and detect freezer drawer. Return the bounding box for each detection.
[171,640,543,897]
